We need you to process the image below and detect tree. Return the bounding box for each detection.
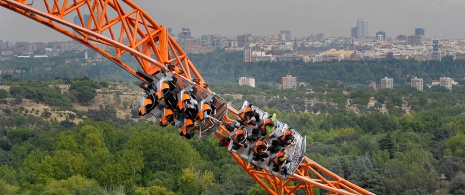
[69,80,97,103]
[0,89,8,100]
[134,185,175,195]
[378,134,396,159]
[449,172,465,195]
[0,179,19,195]
[42,175,102,195]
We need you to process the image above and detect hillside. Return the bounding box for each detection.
[0,81,157,124]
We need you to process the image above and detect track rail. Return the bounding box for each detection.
[0,1,375,194]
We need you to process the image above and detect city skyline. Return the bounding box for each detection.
[1,0,465,42]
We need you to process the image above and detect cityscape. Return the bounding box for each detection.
[1,18,465,92]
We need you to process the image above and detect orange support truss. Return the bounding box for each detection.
[0,1,375,194]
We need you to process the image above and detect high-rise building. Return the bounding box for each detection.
[351,27,358,38]
[237,34,251,47]
[357,19,368,38]
[432,40,442,61]
[415,28,425,36]
[178,28,192,39]
[282,75,297,89]
[280,30,291,41]
[411,77,423,91]
[381,77,393,89]
[239,77,255,88]
[73,14,90,35]
[376,31,386,41]
[440,77,453,91]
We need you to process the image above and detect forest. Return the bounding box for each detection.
[0,51,465,194]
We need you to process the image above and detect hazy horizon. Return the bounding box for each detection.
[1,0,465,42]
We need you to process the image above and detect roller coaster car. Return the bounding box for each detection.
[229,101,306,178]
[137,72,228,140]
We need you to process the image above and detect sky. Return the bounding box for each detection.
[0,0,464,42]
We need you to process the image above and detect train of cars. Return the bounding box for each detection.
[137,68,305,177]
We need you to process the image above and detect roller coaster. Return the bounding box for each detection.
[0,1,375,194]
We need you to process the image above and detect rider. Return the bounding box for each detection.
[138,93,157,116]
[238,104,260,126]
[252,138,269,162]
[158,107,174,127]
[272,149,291,176]
[269,128,296,153]
[247,116,276,142]
[230,126,248,150]
[180,118,198,139]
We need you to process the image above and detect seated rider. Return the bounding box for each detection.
[138,93,157,116]
[180,118,198,139]
[238,104,260,126]
[248,116,276,142]
[158,107,174,127]
[197,101,220,124]
[269,128,296,153]
[177,92,198,119]
[252,138,269,162]
[272,149,291,176]
[231,126,248,150]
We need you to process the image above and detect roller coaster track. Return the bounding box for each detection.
[0,1,375,194]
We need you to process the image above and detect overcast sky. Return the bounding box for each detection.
[1,0,464,42]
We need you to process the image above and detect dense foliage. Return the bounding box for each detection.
[0,79,465,194]
[1,50,465,194]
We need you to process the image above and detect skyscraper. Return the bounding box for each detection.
[376,31,386,41]
[415,28,425,36]
[178,28,192,39]
[357,19,368,38]
[351,27,358,38]
[73,14,90,35]
[432,40,441,61]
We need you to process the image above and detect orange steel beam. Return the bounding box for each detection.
[1,1,375,194]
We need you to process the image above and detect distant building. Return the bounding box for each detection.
[440,77,454,91]
[381,77,393,89]
[455,53,465,61]
[415,28,425,36]
[351,27,358,38]
[239,77,255,88]
[432,40,442,61]
[237,34,251,48]
[178,28,192,39]
[73,14,90,35]
[397,35,408,41]
[411,77,423,91]
[376,31,386,41]
[408,35,422,45]
[281,75,297,89]
[357,19,368,38]
[280,30,291,41]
